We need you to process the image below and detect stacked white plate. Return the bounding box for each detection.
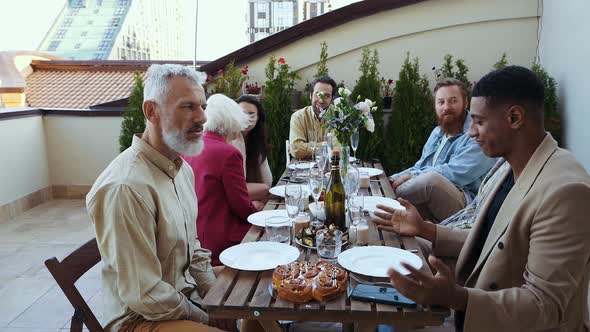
[363,196,405,219]
[338,246,422,277]
[219,242,300,271]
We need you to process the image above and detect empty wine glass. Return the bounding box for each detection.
[350,130,359,164]
[284,184,303,231]
[308,130,317,158]
[315,144,327,171]
[308,164,324,230]
[342,164,360,198]
[348,193,365,247]
[348,193,364,226]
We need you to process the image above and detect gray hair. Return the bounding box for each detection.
[204,94,248,137]
[143,64,206,105]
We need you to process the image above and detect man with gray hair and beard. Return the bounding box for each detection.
[86,64,235,332]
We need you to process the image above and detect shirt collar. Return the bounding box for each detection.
[131,134,183,179]
[306,106,323,124]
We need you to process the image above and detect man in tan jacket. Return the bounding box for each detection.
[374,66,590,331]
[289,76,338,159]
[87,64,234,332]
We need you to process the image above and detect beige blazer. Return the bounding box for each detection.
[433,134,590,332]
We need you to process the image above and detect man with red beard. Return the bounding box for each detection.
[390,78,495,223]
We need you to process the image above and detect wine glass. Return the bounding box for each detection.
[315,144,327,171]
[342,164,360,198]
[350,130,359,164]
[308,164,324,230]
[308,130,317,158]
[348,193,364,247]
[284,184,303,241]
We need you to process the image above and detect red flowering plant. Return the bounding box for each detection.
[213,61,249,99]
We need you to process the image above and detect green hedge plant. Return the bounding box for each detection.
[387,53,435,173]
[263,56,300,182]
[351,47,384,165]
[119,72,145,152]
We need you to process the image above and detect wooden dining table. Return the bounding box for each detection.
[202,160,449,332]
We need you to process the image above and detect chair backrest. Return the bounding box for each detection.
[286,139,291,165]
[45,238,104,332]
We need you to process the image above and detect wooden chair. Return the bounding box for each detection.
[45,238,104,332]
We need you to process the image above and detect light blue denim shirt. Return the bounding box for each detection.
[391,114,496,203]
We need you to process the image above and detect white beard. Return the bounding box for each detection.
[162,127,204,156]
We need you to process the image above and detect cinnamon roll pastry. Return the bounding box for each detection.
[277,277,313,303]
[272,262,300,289]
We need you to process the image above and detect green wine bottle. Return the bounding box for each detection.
[324,150,347,231]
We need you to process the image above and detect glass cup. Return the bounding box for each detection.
[316,229,343,262]
[359,171,370,189]
[293,212,310,239]
[265,216,292,244]
[350,218,369,247]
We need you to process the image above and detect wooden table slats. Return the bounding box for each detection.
[201,160,449,331]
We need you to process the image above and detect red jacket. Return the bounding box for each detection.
[183,131,258,265]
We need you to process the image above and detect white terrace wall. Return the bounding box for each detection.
[539,0,590,171]
[242,0,539,92]
[0,116,50,205]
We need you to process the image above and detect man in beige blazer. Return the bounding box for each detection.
[374,66,590,331]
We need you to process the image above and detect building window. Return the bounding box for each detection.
[68,8,80,15]
[98,40,110,51]
[94,53,103,60]
[74,43,82,49]
[257,12,266,19]
[55,29,67,39]
[110,17,120,27]
[93,9,99,14]
[114,7,125,15]
[88,20,94,25]
[117,0,129,6]
[81,31,88,37]
[69,0,84,8]
[47,41,60,51]
[103,28,115,38]
[62,18,73,27]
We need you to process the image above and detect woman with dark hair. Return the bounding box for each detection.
[232,95,272,203]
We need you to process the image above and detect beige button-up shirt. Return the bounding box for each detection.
[86,135,216,332]
[289,106,339,160]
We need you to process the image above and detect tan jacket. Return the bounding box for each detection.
[289,106,339,159]
[434,134,590,332]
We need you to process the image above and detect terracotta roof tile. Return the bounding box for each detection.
[25,69,147,109]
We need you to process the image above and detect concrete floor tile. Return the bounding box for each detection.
[8,277,100,329]
[0,277,55,327]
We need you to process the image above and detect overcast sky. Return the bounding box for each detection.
[0,0,360,61]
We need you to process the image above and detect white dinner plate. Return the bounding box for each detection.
[356,167,384,177]
[247,209,289,227]
[288,162,315,170]
[219,241,300,271]
[269,184,311,197]
[337,246,422,277]
[363,196,405,212]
